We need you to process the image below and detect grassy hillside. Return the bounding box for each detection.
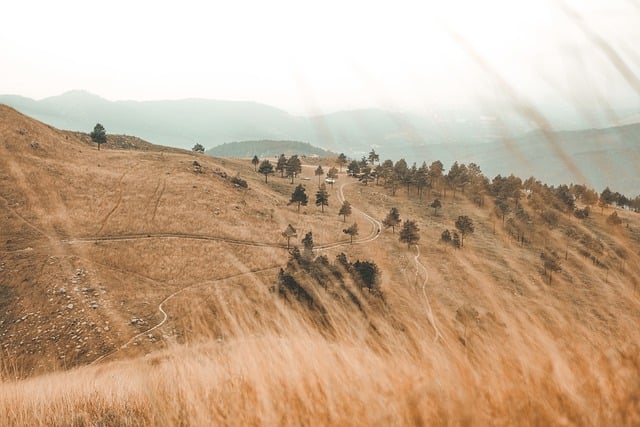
[1,105,640,425]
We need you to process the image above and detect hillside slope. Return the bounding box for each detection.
[1,105,640,425]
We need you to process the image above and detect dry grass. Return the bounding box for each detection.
[1,105,640,425]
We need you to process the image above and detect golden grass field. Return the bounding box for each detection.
[1,104,640,425]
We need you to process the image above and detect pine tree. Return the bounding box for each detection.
[286,155,302,183]
[399,220,420,248]
[338,200,352,222]
[315,165,324,184]
[281,224,297,249]
[315,183,329,212]
[337,153,348,172]
[302,231,314,258]
[368,149,379,165]
[252,155,260,171]
[343,223,359,244]
[90,123,106,150]
[382,207,401,233]
[455,215,474,248]
[258,160,274,183]
[540,250,561,283]
[289,184,308,213]
[276,154,288,178]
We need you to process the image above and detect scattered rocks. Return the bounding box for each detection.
[130,317,145,326]
[193,161,203,174]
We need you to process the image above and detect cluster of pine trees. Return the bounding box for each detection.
[336,150,639,225]
[273,231,383,325]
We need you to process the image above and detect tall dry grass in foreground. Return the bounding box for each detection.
[2,249,640,426]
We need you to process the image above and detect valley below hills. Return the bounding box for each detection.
[1,104,640,425]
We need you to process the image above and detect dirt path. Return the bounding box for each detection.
[91,265,280,364]
[63,233,289,249]
[97,171,129,235]
[314,180,382,253]
[412,244,446,343]
[149,178,166,223]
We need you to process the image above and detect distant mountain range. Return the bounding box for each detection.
[0,90,531,153]
[1,90,639,194]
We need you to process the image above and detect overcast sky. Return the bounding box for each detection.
[2,0,639,115]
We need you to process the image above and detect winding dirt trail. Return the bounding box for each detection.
[64,233,289,249]
[314,181,382,252]
[91,265,280,364]
[412,244,445,343]
[88,172,445,364]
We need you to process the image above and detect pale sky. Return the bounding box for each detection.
[2,0,639,115]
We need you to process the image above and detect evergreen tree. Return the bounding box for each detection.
[337,153,348,172]
[343,223,359,244]
[276,154,288,177]
[452,231,461,248]
[258,160,274,183]
[327,166,338,179]
[415,161,430,198]
[192,143,205,153]
[302,231,314,257]
[313,165,324,185]
[315,183,329,212]
[352,260,380,292]
[251,155,260,171]
[368,149,379,165]
[289,184,308,213]
[399,219,420,248]
[382,207,401,233]
[90,123,106,150]
[338,200,352,222]
[281,224,297,249]
[348,160,360,175]
[540,250,562,283]
[455,215,474,248]
[428,160,444,196]
[286,155,302,183]
[394,159,410,194]
[495,196,511,224]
